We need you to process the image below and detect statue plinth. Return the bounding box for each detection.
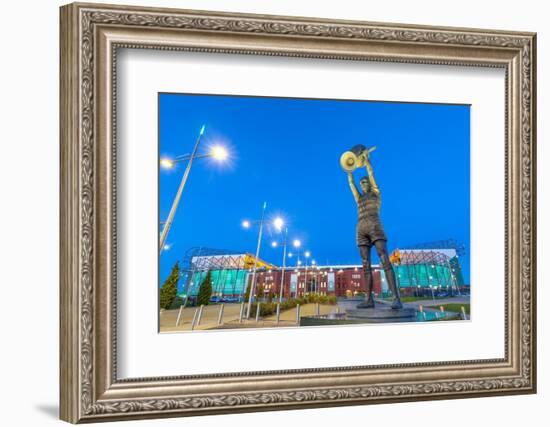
[346,305,416,322]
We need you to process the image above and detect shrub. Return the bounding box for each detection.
[250,302,277,317]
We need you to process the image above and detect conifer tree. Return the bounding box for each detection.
[197,270,213,306]
[160,261,179,310]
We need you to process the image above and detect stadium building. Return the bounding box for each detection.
[177,243,468,301]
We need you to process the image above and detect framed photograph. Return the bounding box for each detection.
[60,2,537,423]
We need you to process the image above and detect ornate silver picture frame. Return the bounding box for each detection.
[60,2,536,423]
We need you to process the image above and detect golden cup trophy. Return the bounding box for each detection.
[339,144,376,172]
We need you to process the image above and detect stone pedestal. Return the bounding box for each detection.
[346,305,416,323]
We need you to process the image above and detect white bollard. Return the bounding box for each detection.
[239,302,245,323]
[316,303,320,316]
[196,305,204,326]
[255,303,261,323]
[175,305,184,326]
[276,304,281,325]
[190,308,199,330]
[295,304,301,325]
[217,304,224,325]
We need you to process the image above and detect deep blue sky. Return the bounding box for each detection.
[159,93,470,285]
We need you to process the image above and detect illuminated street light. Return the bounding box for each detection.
[273,217,284,231]
[293,239,301,248]
[159,127,232,254]
[159,124,207,254]
[311,260,318,293]
[159,143,229,170]
[241,202,271,318]
[269,223,294,302]
[303,251,312,293]
[211,145,228,161]
[160,158,175,169]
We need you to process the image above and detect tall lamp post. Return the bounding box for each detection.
[242,205,284,318]
[287,239,302,297]
[158,125,228,254]
[271,223,296,304]
[304,251,311,294]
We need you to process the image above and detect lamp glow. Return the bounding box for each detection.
[273,217,284,231]
[211,145,228,161]
[242,220,250,229]
[160,158,174,169]
[271,241,278,248]
[293,239,301,248]
[305,251,311,258]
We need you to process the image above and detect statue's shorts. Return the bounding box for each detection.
[356,219,387,247]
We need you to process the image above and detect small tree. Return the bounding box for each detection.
[197,271,213,306]
[160,261,180,310]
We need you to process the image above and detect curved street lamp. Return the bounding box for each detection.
[159,125,228,254]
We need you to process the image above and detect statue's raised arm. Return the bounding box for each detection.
[363,152,380,197]
[347,171,360,202]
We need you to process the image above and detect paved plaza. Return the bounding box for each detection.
[159,294,470,332]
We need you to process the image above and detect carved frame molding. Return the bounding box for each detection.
[60,2,536,423]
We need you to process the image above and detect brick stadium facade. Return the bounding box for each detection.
[251,265,384,298]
